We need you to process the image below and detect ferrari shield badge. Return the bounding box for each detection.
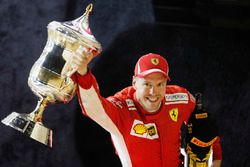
[169,108,178,122]
[151,58,159,65]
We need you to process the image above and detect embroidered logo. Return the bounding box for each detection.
[130,120,159,140]
[133,124,147,135]
[191,137,218,147]
[165,93,188,105]
[125,99,136,110]
[151,58,159,65]
[195,113,208,119]
[108,97,123,108]
[169,108,178,122]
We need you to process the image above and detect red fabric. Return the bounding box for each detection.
[75,71,201,167]
[134,53,170,80]
[213,137,223,160]
[72,70,94,89]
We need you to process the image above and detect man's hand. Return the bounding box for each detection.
[71,46,94,75]
[211,160,221,167]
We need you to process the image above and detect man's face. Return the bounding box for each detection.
[133,73,167,113]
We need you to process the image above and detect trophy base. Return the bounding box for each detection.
[1,112,52,147]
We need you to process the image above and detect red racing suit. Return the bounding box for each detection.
[73,71,221,167]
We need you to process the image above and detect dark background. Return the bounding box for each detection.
[0,0,250,167]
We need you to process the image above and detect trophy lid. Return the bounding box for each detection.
[47,3,102,51]
[63,4,95,38]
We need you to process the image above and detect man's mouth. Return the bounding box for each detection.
[146,96,159,103]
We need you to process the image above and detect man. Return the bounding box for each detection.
[71,50,222,167]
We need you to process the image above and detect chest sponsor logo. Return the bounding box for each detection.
[169,108,178,122]
[130,120,159,140]
[108,97,123,108]
[125,99,136,110]
[165,93,188,105]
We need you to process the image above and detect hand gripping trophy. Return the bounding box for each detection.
[2,3,102,147]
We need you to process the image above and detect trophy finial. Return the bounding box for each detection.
[79,3,93,35]
[62,3,94,35]
[85,3,93,16]
[59,3,101,47]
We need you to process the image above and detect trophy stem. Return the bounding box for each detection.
[29,97,50,122]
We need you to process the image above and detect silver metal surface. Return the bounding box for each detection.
[2,3,102,147]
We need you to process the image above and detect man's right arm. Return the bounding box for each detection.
[76,71,121,130]
[71,47,122,134]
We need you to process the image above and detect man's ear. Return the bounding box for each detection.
[132,76,136,89]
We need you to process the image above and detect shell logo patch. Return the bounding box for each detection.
[169,108,178,122]
[133,123,147,135]
[130,120,158,140]
[151,58,159,65]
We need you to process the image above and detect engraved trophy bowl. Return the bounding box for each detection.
[1,3,102,147]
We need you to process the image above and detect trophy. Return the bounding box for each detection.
[1,3,102,147]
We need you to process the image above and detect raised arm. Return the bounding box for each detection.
[71,47,122,134]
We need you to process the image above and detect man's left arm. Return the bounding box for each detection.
[212,137,222,167]
[211,160,221,167]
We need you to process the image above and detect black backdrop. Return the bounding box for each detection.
[0,0,250,167]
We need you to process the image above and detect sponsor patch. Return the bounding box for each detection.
[191,137,218,147]
[169,108,178,122]
[130,120,159,140]
[126,99,136,110]
[165,93,188,104]
[195,113,208,119]
[126,99,135,107]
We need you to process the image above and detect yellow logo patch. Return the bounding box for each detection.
[195,113,208,119]
[130,120,159,140]
[191,137,218,147]
[169,108,178,122]
[151,58,159,65]
[133,124,157,137]
[133,123,147,135]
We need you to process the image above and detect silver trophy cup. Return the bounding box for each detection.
[1,4,102,147]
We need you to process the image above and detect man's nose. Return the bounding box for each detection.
[149,86,156,95]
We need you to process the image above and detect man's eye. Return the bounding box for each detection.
[158,83,165,87]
